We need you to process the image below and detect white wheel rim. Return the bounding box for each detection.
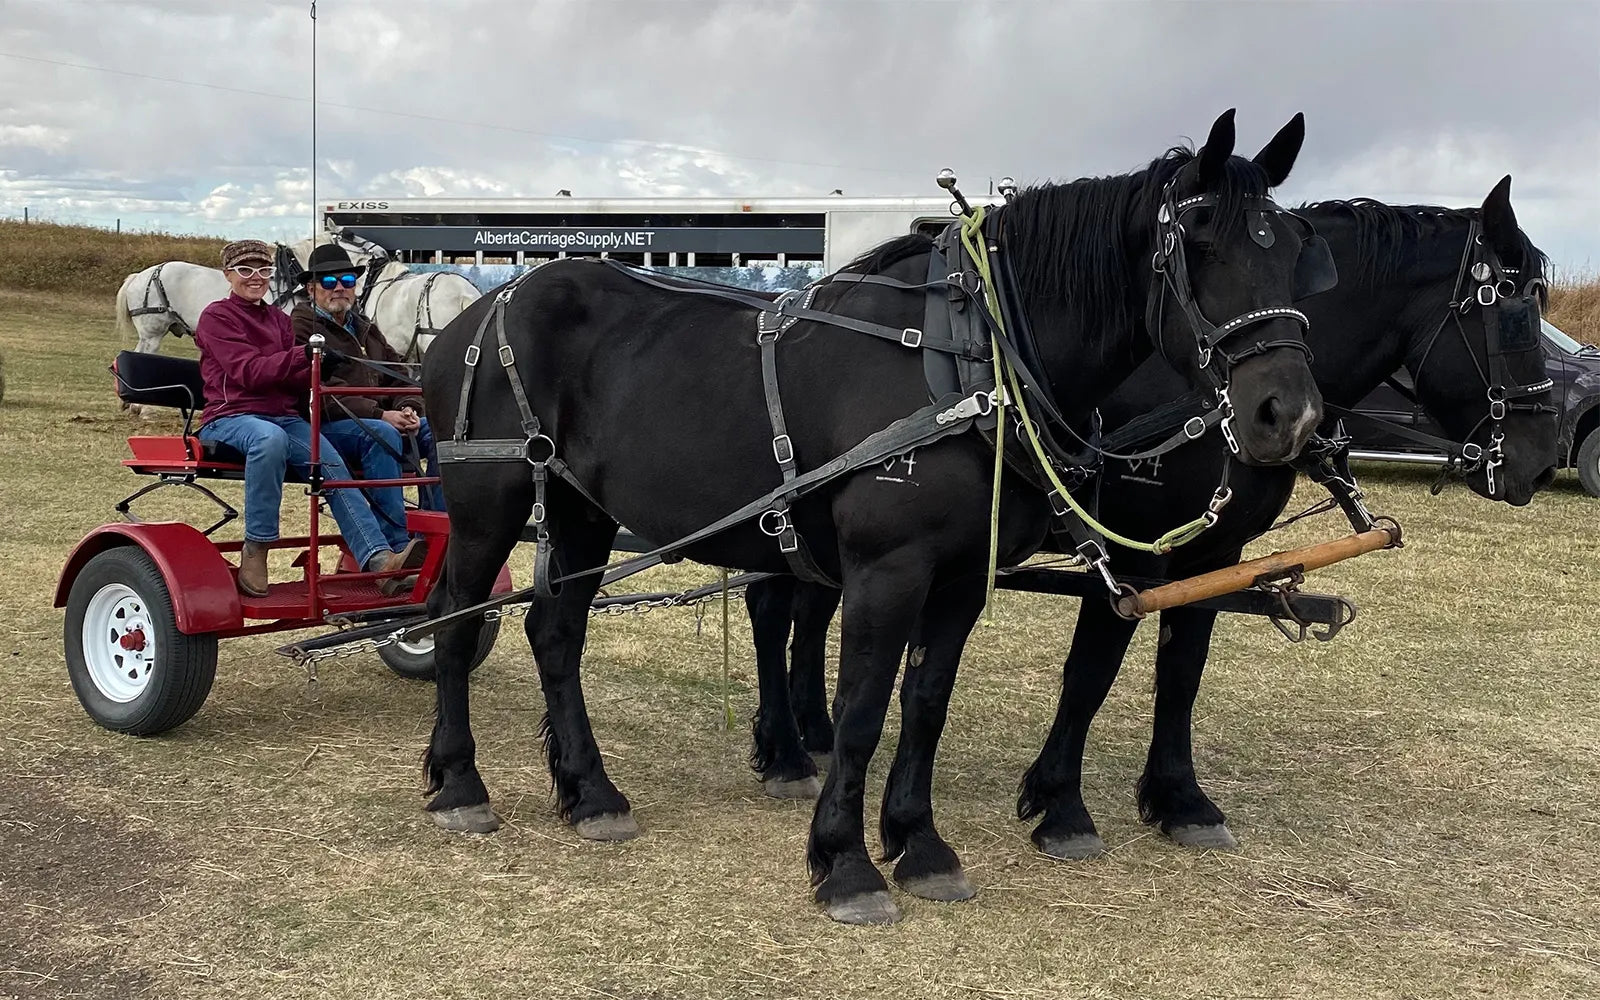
[396,635,434,657]
[82,583,157,703]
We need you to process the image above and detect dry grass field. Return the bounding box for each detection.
[1,241,1597,999]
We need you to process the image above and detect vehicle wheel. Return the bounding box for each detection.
[1578,429,1600,498]
[64,547,218,735]
[378,617,500,681]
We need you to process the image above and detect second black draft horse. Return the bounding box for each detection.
[420,110,1324,924]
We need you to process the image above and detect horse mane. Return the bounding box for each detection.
[1297,199,1549,287]
[839,233,934,275]
[835,147,1274,358]
[1000,146,1271,350]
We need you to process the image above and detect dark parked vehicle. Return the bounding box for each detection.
[1349,320,1600,496]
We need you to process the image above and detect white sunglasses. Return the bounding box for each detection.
[229,265,275,279]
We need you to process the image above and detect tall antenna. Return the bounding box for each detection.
[310,1,318,245]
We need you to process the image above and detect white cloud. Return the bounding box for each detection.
[0,0,1593,267]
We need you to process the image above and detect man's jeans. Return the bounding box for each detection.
[410,417,443,511]
[324,416,443,513]
[198,414,405,569]
[319,418,414,550]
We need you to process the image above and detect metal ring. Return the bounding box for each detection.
[525,434,556,464]
[758,509,788,537]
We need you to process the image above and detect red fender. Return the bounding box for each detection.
[55,523,242,634]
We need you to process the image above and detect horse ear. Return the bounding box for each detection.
[1252,112,1305,188]
[1197,109,1237,189]
[1480,174,1521,260]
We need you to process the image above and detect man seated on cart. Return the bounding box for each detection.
[289,243,443,512]
[194,239,426,598]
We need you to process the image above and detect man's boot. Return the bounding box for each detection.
[237,540,269,597]
[372,538,428,597]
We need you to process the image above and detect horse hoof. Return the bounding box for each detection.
[810,752,832,771]
[762,776,822,800]
[1168,823,1239,850]
[824,891,902,925]
[430,803,502,834]
[574,812,639,842]
[1037,833,1107,860]
[897,870,975,902]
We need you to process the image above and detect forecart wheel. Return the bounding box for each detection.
[64,547,218,735]
[378,616,500,681]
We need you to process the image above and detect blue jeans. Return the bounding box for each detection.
[319,418,412,551]
[198,414,403,570]
[411,417,443,511]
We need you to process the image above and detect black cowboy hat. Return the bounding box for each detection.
[297,243,366,283]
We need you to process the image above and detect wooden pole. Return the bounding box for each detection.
[1116,526,1399,619]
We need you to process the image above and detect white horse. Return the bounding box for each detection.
[113,261,231,356]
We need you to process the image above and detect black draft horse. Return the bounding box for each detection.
[746,176,1559,862]
[420,111,1324,925]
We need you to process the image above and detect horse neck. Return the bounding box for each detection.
[1302,210,1469,408]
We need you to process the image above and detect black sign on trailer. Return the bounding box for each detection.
[342,226,826,256]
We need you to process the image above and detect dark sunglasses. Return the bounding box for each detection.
[318,273,359,290]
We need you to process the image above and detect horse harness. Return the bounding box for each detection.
[127,263,194,338]
[433,181,1329,609]
[1323,218,1554,499]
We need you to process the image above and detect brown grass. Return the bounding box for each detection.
[0,220,227,297]
[2,289,1599,999]
[1548,279,1600,345]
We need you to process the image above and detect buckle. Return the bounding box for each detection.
[901,327,924,348]
[772,434,794,466]
[463,344,481,367]
[531,501,546,525]
[498,344,516,367]
[1183,415,1207,440]
[1476,284,1498,307]
[1048,490,1071,517]
[778,526,799,554]
[1488,398,1507,421]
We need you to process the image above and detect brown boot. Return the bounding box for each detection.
[369,539,427,597]
[237,540,269,597]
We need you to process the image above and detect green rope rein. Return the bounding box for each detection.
[955,206,1216,611]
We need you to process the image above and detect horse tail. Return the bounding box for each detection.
[113,271,139,343]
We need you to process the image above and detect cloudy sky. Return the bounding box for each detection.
[2,0,1596,273]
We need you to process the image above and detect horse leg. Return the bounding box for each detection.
[1139,604,1236,850]
[790,580,841,760]
[878,576,988,902]
[808,552,932,925]
[1017,596,1141,859]
[524,502,631,840]
[745,575,820,799]
[423,495,528,834]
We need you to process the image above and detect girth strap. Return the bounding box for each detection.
[756,288,840,587]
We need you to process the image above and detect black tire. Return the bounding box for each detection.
[64,546,218,735]
[1578,429,1600,498]
[378,617,500,681]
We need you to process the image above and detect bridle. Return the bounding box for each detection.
[1409,219,1555,498]
[1145,180,1330,455]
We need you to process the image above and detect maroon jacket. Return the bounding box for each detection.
[195,293,311,424]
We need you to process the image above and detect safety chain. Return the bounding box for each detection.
[292,581,754,670]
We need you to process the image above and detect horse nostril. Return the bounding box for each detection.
[1257,396,1282,428]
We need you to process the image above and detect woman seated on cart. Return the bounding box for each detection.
[288,243,443,512]
[194,239,425,598]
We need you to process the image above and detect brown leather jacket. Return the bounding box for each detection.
[290,303,424,423]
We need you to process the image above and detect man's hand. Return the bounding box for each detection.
[383,409,421,433]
